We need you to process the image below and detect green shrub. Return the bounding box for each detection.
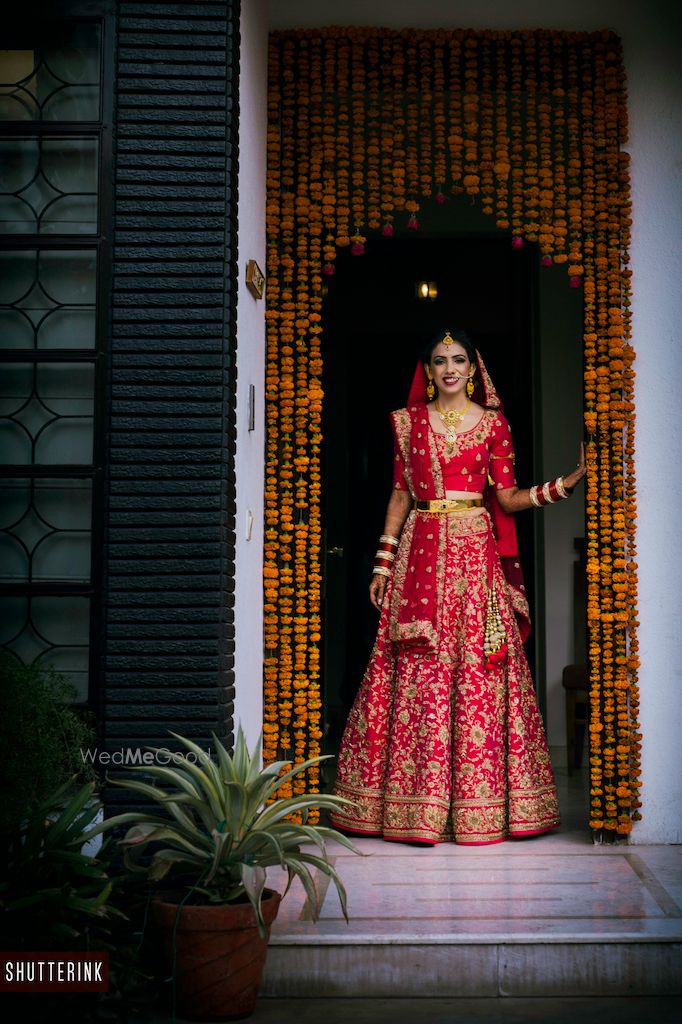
[0,780,123,951]
[0,657,97,829]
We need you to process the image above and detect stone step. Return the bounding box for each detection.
[262,836,682,997]
[263,936,681,997]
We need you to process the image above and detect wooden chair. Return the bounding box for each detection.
[561,538,588,774]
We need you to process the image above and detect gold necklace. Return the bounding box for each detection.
[434,399,470,452]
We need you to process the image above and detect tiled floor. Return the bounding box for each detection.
[268,838,682,942]
[267,769,682,944]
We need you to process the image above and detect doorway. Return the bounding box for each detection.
[321,231,541,759]
[265,25,635,837]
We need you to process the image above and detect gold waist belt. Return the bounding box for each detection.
[414,498,484,513]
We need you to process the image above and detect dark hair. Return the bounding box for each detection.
[418,328,476,364]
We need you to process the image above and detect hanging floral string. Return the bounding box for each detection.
[479,34,495,218]
[265,27,638,837]
[508,36,524,245]
[432,34,447,203]
[447,34,464,192]
[493,33,510,233]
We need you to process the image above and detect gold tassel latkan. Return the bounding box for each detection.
[484,577,507,667]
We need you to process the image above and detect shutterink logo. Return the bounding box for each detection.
[0,953,109,992]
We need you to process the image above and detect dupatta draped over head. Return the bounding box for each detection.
[388,351,530,655]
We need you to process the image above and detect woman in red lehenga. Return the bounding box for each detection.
[331,329,585,845]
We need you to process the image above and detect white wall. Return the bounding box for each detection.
[626,6,682,843]
[233,0,268,750]
[264,0,682,841]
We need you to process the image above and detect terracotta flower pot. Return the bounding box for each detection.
[151,888,282,1021]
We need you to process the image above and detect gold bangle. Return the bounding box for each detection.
[379,534,399,546]
[373,567,391,578]
[529,485,541,508]
[375,550,396,562]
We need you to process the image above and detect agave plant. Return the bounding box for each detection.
[102,728,359,934]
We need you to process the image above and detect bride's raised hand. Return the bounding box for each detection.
[563,442,586,491]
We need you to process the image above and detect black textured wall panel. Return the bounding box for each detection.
[102,0,240,770]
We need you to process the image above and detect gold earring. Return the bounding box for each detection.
[466,371,475,399]
[427,371,436,401]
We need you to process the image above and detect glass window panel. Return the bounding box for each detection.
[40,250,96,305]
[34,595,90,646]
[0,419,33,464]
[0,137,39,233]
[0,477,29,530]
[34,478,92,531]
[0,249,96,349]
[33,530,90,581]
[35,416,94,464]
[0,195,33,234]
[37,308,97,350]
[0,137,98,234]
[0,595,90,702]
[0,363,94,465]
[0,50,38,120]
[0,23,102,711]
[43,194,98,235]
[0,24,101,122]
[0,478,92,583]
[0,249,36,305]
[3,613,51,666]
[42,24,101,122]
[0,595,27,645]
[0,532,28,580]
[34,595,90,701]
[0,310,34,349]
[0,364,34,463]
[36,362,94,414]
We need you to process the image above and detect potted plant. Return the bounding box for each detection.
[103,728,358,1021]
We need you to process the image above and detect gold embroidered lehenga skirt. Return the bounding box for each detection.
[331,511,561,844]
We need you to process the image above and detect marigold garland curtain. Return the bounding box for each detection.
[264,27,640,836]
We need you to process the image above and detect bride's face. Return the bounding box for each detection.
[426,341,471,400]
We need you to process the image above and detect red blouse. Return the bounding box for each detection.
[393,409,517,494]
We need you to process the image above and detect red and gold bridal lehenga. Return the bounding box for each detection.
[331,353,561,845]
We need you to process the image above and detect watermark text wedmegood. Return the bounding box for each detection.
[80,746,213,767]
